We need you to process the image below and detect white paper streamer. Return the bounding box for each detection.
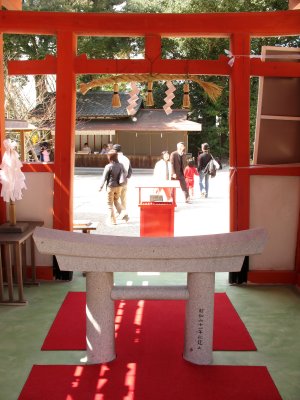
[225,49,235,66]
[0,139,27,202]
[126,82,140,116]
[224,48,300,67]
[163,81,176,115]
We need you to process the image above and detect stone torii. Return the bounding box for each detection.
[33,226,267,365]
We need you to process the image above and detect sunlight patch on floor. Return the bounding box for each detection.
[137,272,161,276]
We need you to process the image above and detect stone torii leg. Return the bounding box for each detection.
[86,272,115,364]
[86,270,216,365]
[184,272,215,365]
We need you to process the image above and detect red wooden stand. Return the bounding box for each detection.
[139,202,174,237]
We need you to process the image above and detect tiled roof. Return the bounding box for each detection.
[76,91,143,118]
[30,91,143,119]
[29,93,203,132]
[75,109,202,132]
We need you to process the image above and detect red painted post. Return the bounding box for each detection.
[53,31,76,231]
[145,34,161,68]
[0,34,6,223]
[229,33,251,232]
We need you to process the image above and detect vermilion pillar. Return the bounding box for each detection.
[0,34,6,223]
[53,31,76,231]
[229,33,251,232]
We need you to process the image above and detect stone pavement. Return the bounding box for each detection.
[74,166,230,237]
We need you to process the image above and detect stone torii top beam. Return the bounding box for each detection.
[33,227,267,365]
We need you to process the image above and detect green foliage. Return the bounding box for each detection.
[21,0,125,12]
[123,0,189,13]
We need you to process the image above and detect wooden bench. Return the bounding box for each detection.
[73,220,98,234]
[33,227,267,365]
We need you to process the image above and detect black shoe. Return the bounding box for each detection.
[122,215,129,222]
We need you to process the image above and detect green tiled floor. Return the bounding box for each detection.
[0,272,299,399]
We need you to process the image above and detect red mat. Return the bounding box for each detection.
[19,364,282,400]
[42,292,256,351]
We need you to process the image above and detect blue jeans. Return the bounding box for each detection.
[199,170,209,195]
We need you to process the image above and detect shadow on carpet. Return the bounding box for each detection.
[19,364,282,400]
[42,292,256,351]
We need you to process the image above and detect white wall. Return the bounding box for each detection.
[9,172,54,266]
[250,175,300,270]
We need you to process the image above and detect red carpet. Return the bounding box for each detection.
[19,364,282,400]
[42,292,256,351]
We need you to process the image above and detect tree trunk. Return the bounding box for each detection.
[34,75,48,103]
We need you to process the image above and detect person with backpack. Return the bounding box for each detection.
[197,143,214,198]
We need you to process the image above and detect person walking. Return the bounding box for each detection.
[184,159,199,199]
[99,150,128,225]
[170,142,190,203]
[153,150,172,201]
[112,144,132,215]
[197,143,213,198]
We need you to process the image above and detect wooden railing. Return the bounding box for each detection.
[75,153,161,168]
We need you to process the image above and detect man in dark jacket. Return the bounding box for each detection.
[170,142,190,203]
[112,144,132,220]
[99,150,128,225]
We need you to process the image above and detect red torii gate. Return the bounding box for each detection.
[0,9,299,283]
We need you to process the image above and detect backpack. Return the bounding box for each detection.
[204,159,217,178]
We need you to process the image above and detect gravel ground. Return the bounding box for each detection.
[73,166,230,237]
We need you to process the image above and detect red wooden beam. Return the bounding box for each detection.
[248,270,297,285]
[151,57,231,75]
[9,54,300,78]
[75,56,231,76]
[21,163,55,173]
[8,54,231,76]
[8,55,56,75]
[0,10,299,37]
[249,164,300,176]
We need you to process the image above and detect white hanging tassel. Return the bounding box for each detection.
[163,81,175,115]
[0,139,27,203]
[224,49,235,67]
[126,82,140,116]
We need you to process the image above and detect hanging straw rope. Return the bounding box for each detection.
[182,82,191,109]
[79,74,222,102]
[146,81,154,107]
[112,83,121,108]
